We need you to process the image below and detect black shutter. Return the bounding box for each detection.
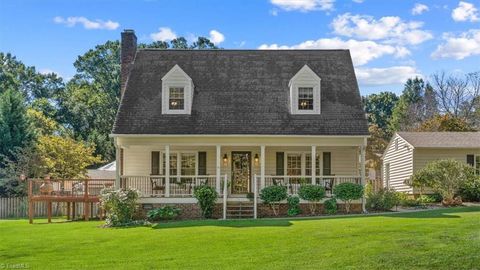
[198,152,207,175]
[323,152,331,175]
[276,152,284,175]
[151,151,160,175]
[467,154,475,167]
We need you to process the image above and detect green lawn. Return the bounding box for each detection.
[1,207,479,270]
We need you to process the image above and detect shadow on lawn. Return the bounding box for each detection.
[152,218,293,229]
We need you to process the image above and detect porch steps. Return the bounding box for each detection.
[226,202,254,219]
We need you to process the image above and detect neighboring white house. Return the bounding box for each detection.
[111,30,369,218]
[382,132,480,194]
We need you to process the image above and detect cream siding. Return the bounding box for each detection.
[382,134,414,193]
[413,148,480,171]
[123,145,359,179]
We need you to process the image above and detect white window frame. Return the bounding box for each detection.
[155,151,199,176]
[289,65,321,115]
[161,64,194,115]
[284,151,326,176]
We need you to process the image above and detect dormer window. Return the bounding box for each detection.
[169,87,185,110]
[162,64,194,114]
[298,87,314,110]
[289,65,321,115]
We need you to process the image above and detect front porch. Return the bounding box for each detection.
[114,135,367,218]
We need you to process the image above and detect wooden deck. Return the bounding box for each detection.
[28,178,115,223]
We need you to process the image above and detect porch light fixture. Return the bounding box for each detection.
[254,154,259,165]
[223,154,228,165]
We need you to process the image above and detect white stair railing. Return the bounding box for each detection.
[222,174,228,220]
[253,174,258,219]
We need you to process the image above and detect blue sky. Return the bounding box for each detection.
[0,0,479,95]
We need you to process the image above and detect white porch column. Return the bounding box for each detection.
[216,145,221,193]
[165,145,170,197]
[260,145,265,189]
[114,138,121,189]
[360,145,366,213]
[311,145,316,184]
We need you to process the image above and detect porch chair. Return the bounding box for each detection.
[150,177,165,197]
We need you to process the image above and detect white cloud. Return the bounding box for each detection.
[53,16,119,30]
[352,0,364,3]
[208,30,225,44]
[452,1,479,22]
[150,27,177,41]
[331,13,433,45]
[356,66,421,86]
[258,37,409,66]
[431,29,480,59]
[270,9,279,16]
[270,0,335,12]
[411,3,429,15]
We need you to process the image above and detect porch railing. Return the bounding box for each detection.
[258,175,362,197]
[120,175,218,198]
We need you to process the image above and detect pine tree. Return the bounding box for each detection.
[0,89,34,161]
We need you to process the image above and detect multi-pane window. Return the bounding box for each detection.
[298,87,314,110]
[181,153,196,176]
[160,153,196,176]
[162,153,178,175]
[305,154,321,176]
[286,154,302,176]
[169,87,185,110]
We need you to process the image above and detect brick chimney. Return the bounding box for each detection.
[120,29,137,97]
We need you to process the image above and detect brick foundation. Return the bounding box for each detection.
[137,203,362,220]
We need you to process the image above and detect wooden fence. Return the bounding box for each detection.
[0,197,102,219]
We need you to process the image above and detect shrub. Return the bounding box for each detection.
[100,187,140,227]
[147,206,181,221]
[287,195,301,216]
[260,185,287,216]
[246,192,254,201]
[417,194,440,204]
[193,185,218,218]
[333,183,363,213]
[366,187,401,211]
[459,176,480,202]
[409,159,475,206]
[324,198,337,215]
[298,184,326,215]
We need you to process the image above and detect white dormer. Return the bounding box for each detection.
[289,65,321,115]
[161,64,194,114]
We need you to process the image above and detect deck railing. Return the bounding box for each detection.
[29,178,115,198]
[258,175,362,197]
[120,175,218,198]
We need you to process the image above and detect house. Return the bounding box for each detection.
[111,30,369,218]
[382,132,480,194]
[86,161,116,180]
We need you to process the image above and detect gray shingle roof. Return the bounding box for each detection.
[112,49,368,136]
[398,132,480,148]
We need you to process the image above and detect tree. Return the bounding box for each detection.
[0,89,35,161]
[366,125,389,170]
[26,108,64,136]
[333,182,364,213]
[417,114,476,132]
[36,135,102,179]
[363,92,399,133]
[0,52,64,108]
[191,37,218,49]
[432,71,480,123]
[390,77,438,132]
[408,159,475,205]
